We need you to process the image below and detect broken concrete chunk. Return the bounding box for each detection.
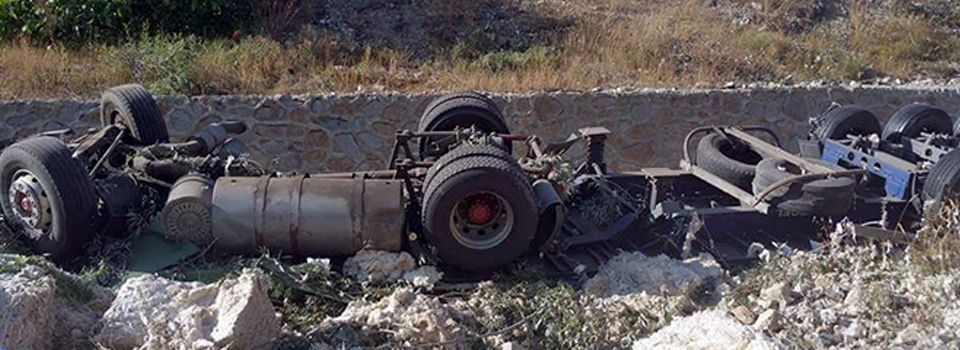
[0,261,114,350]
[632,309,780,350]
[819,307,839,326]
[343,250,416,284]
[753,309,781,332]
[96,270,280,350]
[402,265,444,288]
[584,252,723,297]
[894,323,923,345]
[322,287,466,347]
[759,282,793,309]
[842,285,868,314]
[943,307,960,329]
[840,319,865,340]
[730,305,757,325]
[0,266,58,350]
[343,250,442,286]
[95,275,203,349]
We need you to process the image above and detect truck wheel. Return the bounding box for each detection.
[101,84,169,145]
[0,137,98,260]
[922,148,960,206]
[812,106,881,141]
[696,133,763,190]
[882,103,952,142]
[421,91,503,124]
[752,158,856,215]
[418,93,510,157]
[421,153,536,271]
[423,143,516,192]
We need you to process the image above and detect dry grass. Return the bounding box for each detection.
[0,43,126,99]
[0,0,958,99]
[910,202,960,274]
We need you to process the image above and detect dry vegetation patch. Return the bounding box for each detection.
[0,0,958,98]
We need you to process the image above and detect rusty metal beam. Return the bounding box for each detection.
[680,160,771,213]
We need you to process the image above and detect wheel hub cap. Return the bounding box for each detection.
[8,171,51,238]
[461,194,500,226]
[449,191,514,250]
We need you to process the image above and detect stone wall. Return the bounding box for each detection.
[1,86,959,172]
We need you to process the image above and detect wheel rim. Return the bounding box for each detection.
[448,191,514,250]
[8,169,52,239]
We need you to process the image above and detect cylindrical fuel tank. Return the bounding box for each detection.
[211,175,404,257]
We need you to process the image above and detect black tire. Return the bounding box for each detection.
[418,94,510,157]
[423,143,517,192]
[0,137,98,260]
[812,106,881,141]
[752,158,856,215]
[696,133,763,190]
[922,148,960,206]
[421,92,503,124]
[882,103,953,143]
[954,117,960,138]
[421,153,537,271]
[101,84,169,145]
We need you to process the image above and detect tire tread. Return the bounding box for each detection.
[101,84,169,145]
[881,103,952,142]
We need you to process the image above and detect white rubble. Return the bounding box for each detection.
[0,265,58,350]
[752,309,780,332]
[0,260,114,350]
[632,309,780,350]
[96,270,280,350]
[343,250,442,287]
[718,220,960,349]
[758,282,793,309]
[323,286,466,348]
[402,265,444,287]
[584,252,723,297]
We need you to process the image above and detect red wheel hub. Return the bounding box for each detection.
[17,192,32,213]
[459,193,501,226]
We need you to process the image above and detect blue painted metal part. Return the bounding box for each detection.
[820,139,915,199]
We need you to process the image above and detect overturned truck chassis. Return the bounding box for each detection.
[0,86,940,275]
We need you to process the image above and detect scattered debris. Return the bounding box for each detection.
[343,250,415,284]
[632,310,779,350]
[730,305,757,325]
[96,270,280,350]
[758,282,793,309]
[723,219,960,348]
[583,252,723,297]
[322,287,468,348]
[753,309,781,332]
[343,250,443,287]
[895,323,923,345]
[402,265,444,288]
[305,257,332,272]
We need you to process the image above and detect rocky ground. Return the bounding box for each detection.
[1,209,959,349]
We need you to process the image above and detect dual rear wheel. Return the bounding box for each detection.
[418,92,511,158]
[418,93,538,272]
[813,103,960,208]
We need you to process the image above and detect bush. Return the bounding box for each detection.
[472,47,558,73]
[0,0,254,43]
[105,34,200,95]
